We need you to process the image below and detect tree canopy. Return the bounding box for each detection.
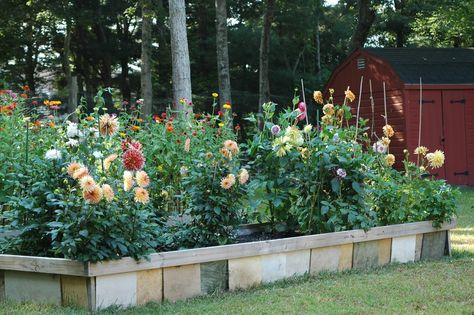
[0,0,472,115]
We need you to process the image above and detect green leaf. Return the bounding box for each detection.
[330,178,340,193]
[352,181,362,194]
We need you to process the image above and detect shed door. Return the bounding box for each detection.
[407,90,446,179]
[442,91,469,185]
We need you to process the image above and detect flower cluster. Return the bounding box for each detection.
[220,139,239,160]
[122,139,145,171]
[66,162,104,204]
[220,168,249,190]
[373,124,396,167]
[413,146,445,169]
[272,126,304,157]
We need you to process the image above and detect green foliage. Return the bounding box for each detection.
[0,87,460,263]
[181,146,248,247]
[1,90,159,262]
[369,152,459,228]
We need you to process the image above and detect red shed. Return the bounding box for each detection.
[325,48,474,185]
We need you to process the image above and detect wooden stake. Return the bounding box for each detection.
[417,77,423,165]
[369,79,375,139]
[355,76,364,139]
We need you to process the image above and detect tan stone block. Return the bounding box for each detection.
[4,271,61,305]
[422,231,447,260]
[353,240,379,269]
[285,250,310,277]
[391,235,416,263]
[95,272,137,309]
[378,238,392,266]
[163,264,201,302]
[228,256,262,290]
[415,234,423,261]
[61,275,89,309]
[261,253,286,283]
[311,244,353,275]
[338,243,353,271]
[137,269,162,305]
[200,261,228,293]
[0,271,4,302]
[310,246,341,275]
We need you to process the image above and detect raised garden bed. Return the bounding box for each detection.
[0,220,455,311]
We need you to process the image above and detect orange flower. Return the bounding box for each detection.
[20,93,28,98]
[129,125,140,132]
[79,175,96,193]
[83,186,103,204]
[166,126,175,132]
[313,91,323,104]
[99,114,119,136]
[73,167,89,180]
[85,116,94,121]
[22,85,30,92]
[383,124,395,138]
[184,138,191,152]
[123,171,134,191]
[67,162,82,177]
[220,147,231,159]
[48,121,56,128]
[136,170,150,188]
[223,140,239,154]
[103,154,118,170]
[344,90,356,102]
[102,184,114,202]
[134,187,150,204]
[220,174,236,190]
[239,169,249,184]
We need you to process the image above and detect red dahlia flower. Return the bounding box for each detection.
[123,148,145,171]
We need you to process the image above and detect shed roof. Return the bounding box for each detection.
[365,48,474,84]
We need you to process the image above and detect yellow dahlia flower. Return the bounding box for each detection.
[427,150,445,169]
[385,154,395,166]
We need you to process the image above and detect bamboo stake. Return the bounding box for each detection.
[300,78,309,126]
[383,81,388,125]
[417,77,423,165]
[369,80,375,139]
[354,76,364,139]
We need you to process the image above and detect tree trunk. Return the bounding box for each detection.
[141,0,153,116]
[349,0,376,51]
[315,0,322,84]
[69,76,78,120]
[258,0,275,111]
[62,20,76,115]
[24,15,36,94]
[169,0,193,112]
[118,17,132,102]
[215,0,232,107]
[394,0,406,47]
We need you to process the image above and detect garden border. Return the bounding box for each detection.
[0,219,456,310]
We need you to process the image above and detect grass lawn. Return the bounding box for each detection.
[1,188,473,315]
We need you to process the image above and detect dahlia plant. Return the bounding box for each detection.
[179,139,250,247]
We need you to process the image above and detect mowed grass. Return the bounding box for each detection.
[1,188,473,315]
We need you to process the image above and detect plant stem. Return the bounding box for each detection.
[25,120,29,164]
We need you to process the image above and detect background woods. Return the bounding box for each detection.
[0,0,473,115]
